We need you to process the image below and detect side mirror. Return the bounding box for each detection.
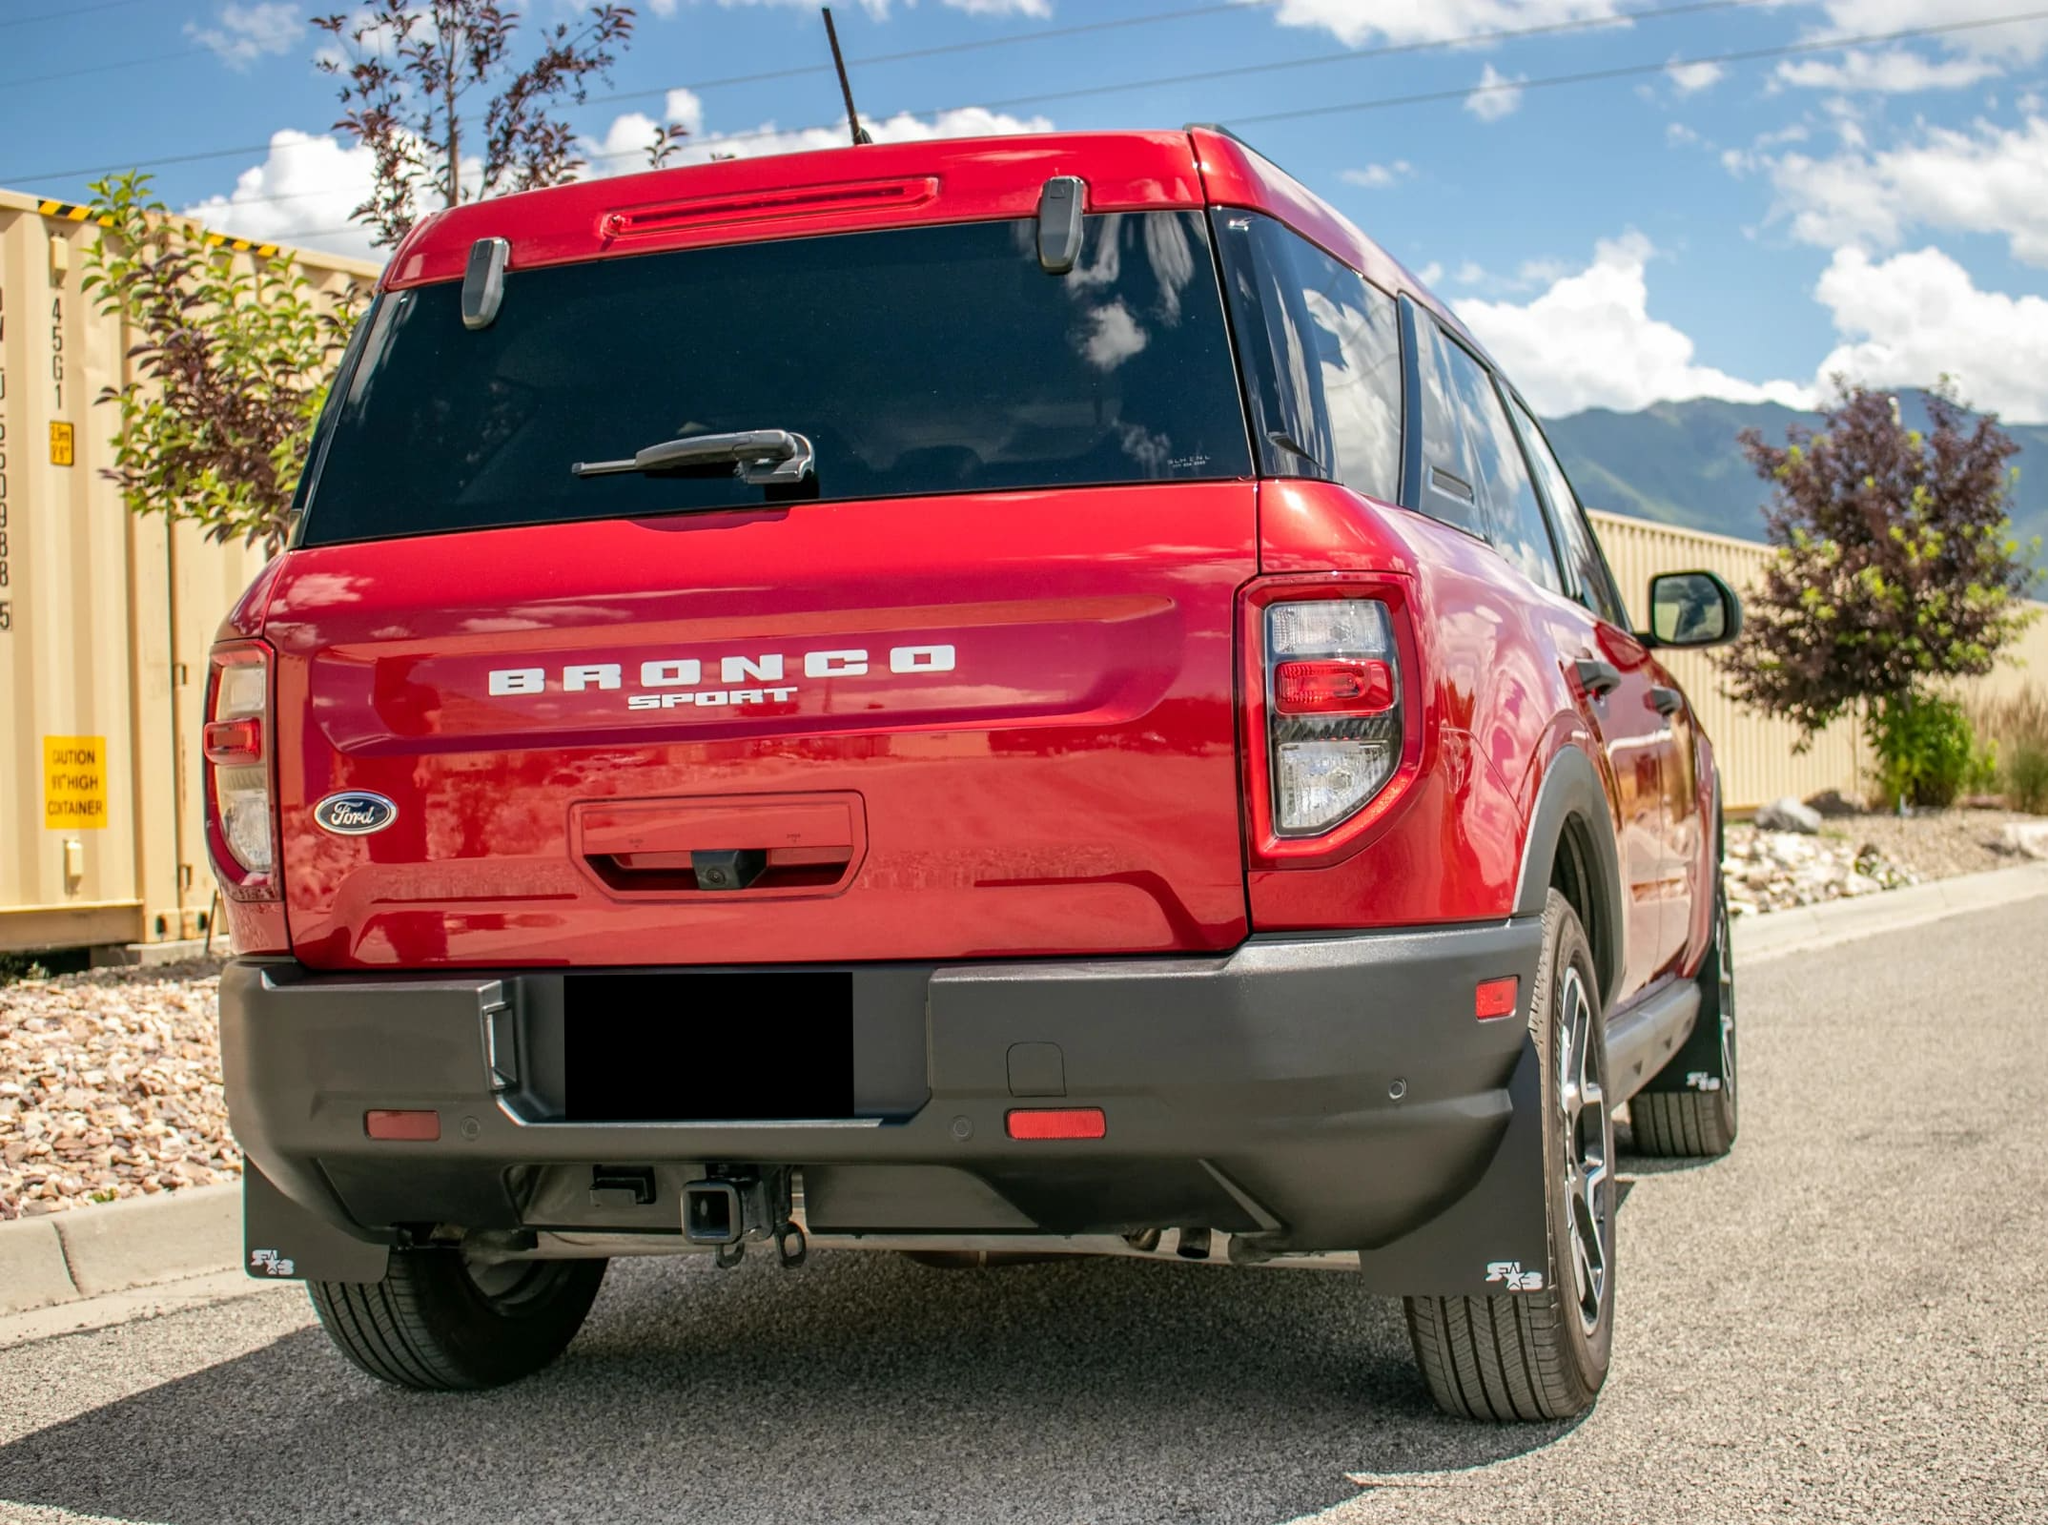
[1645,570,1742,648]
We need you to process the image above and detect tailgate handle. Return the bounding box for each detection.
[575,794,864,898]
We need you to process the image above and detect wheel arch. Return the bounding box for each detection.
[1513,745,1626,1011]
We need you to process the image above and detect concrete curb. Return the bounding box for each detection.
[0,1183,240,1317]
[1,859,2042,1322]
[1734,858,2048,965]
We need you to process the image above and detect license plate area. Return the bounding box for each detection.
[564,971,855,1121]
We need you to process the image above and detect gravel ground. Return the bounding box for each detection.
[1724,806,2038,916]
[0,960,239,1222]
[1,898,2043,1524]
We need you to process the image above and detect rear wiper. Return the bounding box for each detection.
[571,429,815,486]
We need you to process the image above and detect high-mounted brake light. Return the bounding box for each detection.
[205,644,276,880]
[1263,598,1402,836]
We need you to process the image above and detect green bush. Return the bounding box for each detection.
[1867,694,1980,809]
[1970,683,2048,814]
[2010,743,2048,814]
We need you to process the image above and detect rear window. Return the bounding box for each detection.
[297,213,1252,545]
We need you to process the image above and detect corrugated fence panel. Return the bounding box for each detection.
[1589,510,2047,810]
[0,188,377,951]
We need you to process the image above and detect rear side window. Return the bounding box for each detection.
[1506,394,1632,628]
[1213,212,1403,503]
[1413,319,1563,594]
[298,213,1252,545]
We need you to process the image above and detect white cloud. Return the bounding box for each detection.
[1811,1,2048,63]
[581,89,706,176]
[1340,160,1412,188]
[1455,233,1812,414]
[1766,114,2048,266]
[182,130,384,261]
[651,103,1055,167]
[185,1,302,70]
[1774,48,2001,94]
[1811,244,2048,418]
[1667,121,1704,145]
[1667,58,1724,94]
[1416,260,1445,285]
[1466,63,1525,122]
[1271,0,1623,47]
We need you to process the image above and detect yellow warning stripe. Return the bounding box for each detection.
[35,197,281,259]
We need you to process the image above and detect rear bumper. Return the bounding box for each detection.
[221,917,1553,1294]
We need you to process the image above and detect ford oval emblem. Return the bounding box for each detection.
[313,791,398,836]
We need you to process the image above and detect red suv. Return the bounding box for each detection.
[212,128,1741,1421]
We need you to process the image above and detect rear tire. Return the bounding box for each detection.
[309,1246,606,1391]
[1404,889,1615,1421]
[1632,867,1738,1159]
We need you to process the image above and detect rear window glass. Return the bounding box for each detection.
[298,213,1252,546]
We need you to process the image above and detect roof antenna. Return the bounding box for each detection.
[821,7,873,146]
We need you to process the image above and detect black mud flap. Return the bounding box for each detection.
[1354,1036,1552,1298]
[243,1160,391,1284]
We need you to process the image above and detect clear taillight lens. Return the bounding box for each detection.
[1266,599,1401,836]
[208,646,273,876]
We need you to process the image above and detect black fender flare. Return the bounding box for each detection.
[1512,745,1627,1011]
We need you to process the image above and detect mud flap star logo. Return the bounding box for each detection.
[1485,1259,1545,1292]
[250,1249,296,1277]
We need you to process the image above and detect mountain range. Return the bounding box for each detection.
[1543,391,2048,574]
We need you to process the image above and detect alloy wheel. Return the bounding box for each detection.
[1556,964,1611,1335]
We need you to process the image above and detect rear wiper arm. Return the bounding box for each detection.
[571,429,815,486]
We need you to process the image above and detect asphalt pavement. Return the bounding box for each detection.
[2,898,2044,1525]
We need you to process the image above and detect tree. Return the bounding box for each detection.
[80,172,367,552]
[1719,381,2037,793]
[314,1,680,248]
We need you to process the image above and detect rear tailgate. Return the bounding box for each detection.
[266,487,1254,967]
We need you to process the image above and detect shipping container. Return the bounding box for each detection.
[0,187,377,953]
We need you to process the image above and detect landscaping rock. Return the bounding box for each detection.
[1804,789,1862,819]
[2000,821,2048,860]
[1755,797,1823,834]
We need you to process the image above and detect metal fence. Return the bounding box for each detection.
[1590,510,2048,810]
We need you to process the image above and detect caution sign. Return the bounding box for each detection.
[50,421,74,467]
[44,736,108,829]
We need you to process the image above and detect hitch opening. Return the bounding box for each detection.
[683,1179,743,1244]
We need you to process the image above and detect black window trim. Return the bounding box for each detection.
[1498,378,1632,630]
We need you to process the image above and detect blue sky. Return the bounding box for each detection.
[5,0,2048,419]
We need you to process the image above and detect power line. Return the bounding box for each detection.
[0,0,1761,192]
[0,46,212,91]
[0,0,152,29]
[1227,5,2048,128]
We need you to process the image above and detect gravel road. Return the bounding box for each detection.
[1,899,2044,1525]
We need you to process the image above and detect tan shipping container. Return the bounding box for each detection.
[0,188,377,953]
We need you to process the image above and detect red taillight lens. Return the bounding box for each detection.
[205,644,275,881]
[202,717,263,766]
[1005,1107,1107,1141]
[1274,659,1395,715]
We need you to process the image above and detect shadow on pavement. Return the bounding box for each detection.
[0,1250,1583,1525]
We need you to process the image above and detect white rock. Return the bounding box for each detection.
[1756,797,1823,834]
[2001,822,2048,860]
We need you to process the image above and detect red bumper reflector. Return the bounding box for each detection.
[202,717,263,765]
[1475,976,1520,1021]
[1274,658,1394,715]
[1005,1107,1107,1141]
[365,1109,441,1142]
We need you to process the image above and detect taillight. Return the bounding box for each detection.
[1264,598,1402,836]
[205,643,276,882]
